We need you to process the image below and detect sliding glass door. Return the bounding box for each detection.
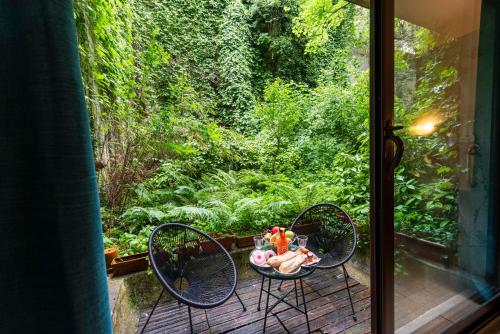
[370,0,500,332]
[392,0,500,332]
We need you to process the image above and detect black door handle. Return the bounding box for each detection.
[467,143,480,187]
[384,122,404,171]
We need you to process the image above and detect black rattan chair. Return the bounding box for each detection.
[286,203,358,321]
[140,223,246,334]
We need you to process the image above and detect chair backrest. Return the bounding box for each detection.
[148,223,237,309]
[290,203,357,269]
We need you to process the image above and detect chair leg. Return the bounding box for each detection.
[188,306,193,334]
[234,289,246,311]
[278,280,284,291]
[140,289,164,334]
[178,276,184,306]
[221,267,246,311]
[204,309,210,330]
[257,275,264,311]
[342,264,357,321]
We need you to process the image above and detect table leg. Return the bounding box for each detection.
[262,277,271,334]
[257,275,265,311]
[267,285,295,313]
[300,279,311,334]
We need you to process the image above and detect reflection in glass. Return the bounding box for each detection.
[394,0,499,332]
[408,113,445,136]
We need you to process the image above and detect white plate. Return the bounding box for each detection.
[249,250,271,268]
[273,266,301,276]
[302,256,321,267]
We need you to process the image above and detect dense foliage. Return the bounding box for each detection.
[74,0,458,256]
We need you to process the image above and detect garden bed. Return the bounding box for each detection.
[111,252,149,277]
[395,232,455,265]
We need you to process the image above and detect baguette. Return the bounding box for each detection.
[267,251,296,268]
[279,253,307,273]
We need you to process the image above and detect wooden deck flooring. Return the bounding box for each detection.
[137,268,371,334]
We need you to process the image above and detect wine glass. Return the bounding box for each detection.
[297,235,308,249]
[253,236,264,250]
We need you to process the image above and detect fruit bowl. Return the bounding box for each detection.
[260,240,299,252]
[263,229,297,248]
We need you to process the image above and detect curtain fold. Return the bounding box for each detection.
[0,1,112,333]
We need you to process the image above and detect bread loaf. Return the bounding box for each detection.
[266,251,296,268]
[279,253,307,273]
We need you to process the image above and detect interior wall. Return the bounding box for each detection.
[349,0,482,40]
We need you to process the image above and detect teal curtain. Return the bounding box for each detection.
[0,1,112,333]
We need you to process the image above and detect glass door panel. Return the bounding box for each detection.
[393,0,499,332]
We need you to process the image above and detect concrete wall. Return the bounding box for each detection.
[457,0,498,287]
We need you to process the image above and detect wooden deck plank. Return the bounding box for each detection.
[280,288,370,333]
[274,285,367,328]
[340,318,371,334]
[224,315,286,334]
[321,305,371,334]
[137,268,371,334]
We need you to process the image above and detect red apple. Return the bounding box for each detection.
[271,226,279,234]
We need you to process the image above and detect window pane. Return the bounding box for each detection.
[393,0,499,332]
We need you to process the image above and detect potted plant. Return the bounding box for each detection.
[104,247,119,268]
[215,235,234,250]
[201,235,234,254]
[111,251,149,276]
[293,221,322,235]
[192,221,235,253]
[236,234,255,248]
[175,241,201,257]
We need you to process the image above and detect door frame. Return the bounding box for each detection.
[369,0,395,332]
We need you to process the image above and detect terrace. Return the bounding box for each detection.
[107,240,484,333]
[2,0,500,333]
[135,270,370,334]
